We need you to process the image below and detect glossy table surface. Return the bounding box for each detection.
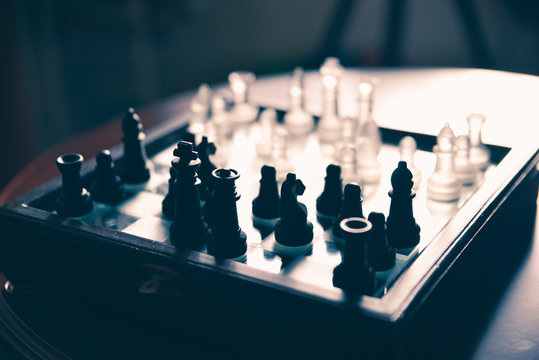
[1,68,538,359]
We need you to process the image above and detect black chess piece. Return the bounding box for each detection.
[119,108,151,184]
[367,212,395,271]
[252,165,280,223]
[316,164,343,218]
[333,217,375,294]
[182,131,196,146]
[332,183,364,239]
[274,173,313,246]
[195,136,217,201]
[90,150,124,205]
[56,153,93,217]
[387,161,421,248]
[206,168,247,258]
[161,166,176,219]
[169,141,209,250]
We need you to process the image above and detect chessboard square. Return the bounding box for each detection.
[116,191,164,218]
[245,246,283,274]
[96,210,139,231]
[285,259,335,291]
[307,235,342,267]
[123,216,172,243]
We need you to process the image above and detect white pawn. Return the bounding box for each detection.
[399,136,421,189]
[229,71,259,124]
[337,143,358,184]
[270,126,294,181]
[188,84,211,137]
[427,123,461,201]
[209,94,232,167]
[454,135,477,185]
[256,108,276,160]
[318,57,343,143]
[356,78,382,155]
[284,67,314,136]
[357,138,381,184]
[467,113,490,171]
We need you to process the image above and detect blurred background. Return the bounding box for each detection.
[0,0,538,192]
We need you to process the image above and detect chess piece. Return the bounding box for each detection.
[90,150,124,205]
[252,165,280,226]
[318,57,343,143]
[169,142,209,250]
[333,217,375,294]
[356,77,382,155]
[119,108,151,184]
[367,212,395,271]
[56,153,93,217]
[229,71,258,124]
[316,164,343,218]
[467,113,490,171]
[427,123,461,201]
[188,83,211,137]
[387,161,421,249]
[274,173,313,248]
[454,135,477,185]
[256,108,276,160]
[162,166,176,219]
[399,136,421,189]
[284,67,314,135]
[337,143,359,184]
[195,136,217,201]
[210,94,232,167]
[332,183,364,241]
[206,168,247,259]
[270,126,294,181]
[357,138,382,184]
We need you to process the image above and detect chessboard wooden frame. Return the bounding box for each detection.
[1,107,538,334]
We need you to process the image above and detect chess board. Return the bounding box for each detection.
[1,71,538,354]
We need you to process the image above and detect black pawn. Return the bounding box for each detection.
[332,183,364,239]
[252,165,280,221]
[169,141,209,250]
[161,166,176,219]
[90,150,124,205]
[206,168,247,258]
[367,212,395,271]
[274,173,313,246]
[56,153,93,217]
[195,136,217,201]
[333,217,375,294]
[387,161,421,248]
[119,108,151,184]
[316,164,343,217]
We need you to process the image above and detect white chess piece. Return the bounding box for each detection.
[454,134,477,185]
[399,136,421,189]
[284,67,314,136]
[188,84,211,137]
[357,138,381,184]
[256,108,276,160]
[427,123,461,201]
[209,94,232,167]
[317,57,343,143]
[270,126,294,181]
[229,71,259,124]
[467,113,490,171]
[356,77,382,156]
[337,143,358,184]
